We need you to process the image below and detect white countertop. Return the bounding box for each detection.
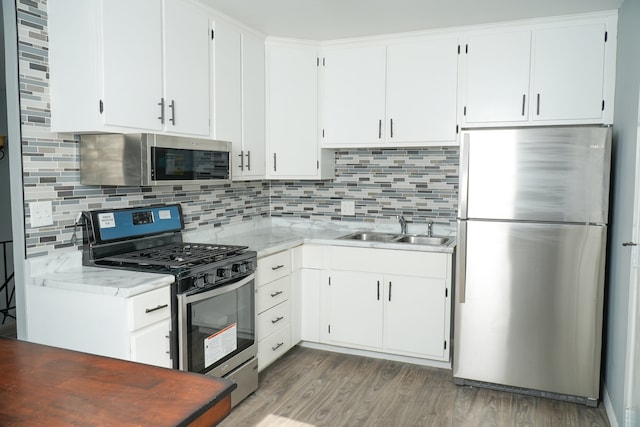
[27,218,455,297]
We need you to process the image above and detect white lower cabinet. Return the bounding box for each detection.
[256,249,293,371]
[27,284,172,368]
[319,246,452,362]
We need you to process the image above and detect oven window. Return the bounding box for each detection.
[186,281,254,374]
[151,147,230,181]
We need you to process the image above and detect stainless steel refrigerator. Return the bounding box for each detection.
[453,126,611,407]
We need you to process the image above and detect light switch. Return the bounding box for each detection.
[341,200,355,216]
[30,201,54,227]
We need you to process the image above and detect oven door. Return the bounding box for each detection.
[177,274,256,376]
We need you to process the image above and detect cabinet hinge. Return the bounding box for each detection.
[604,31,608,42]
[463,106,467,116]
[602,100,605,111]
[444,340,447,350]
[99,99,103,114]
[211,29,214,40]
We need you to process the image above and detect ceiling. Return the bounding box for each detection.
[197,0,623,41]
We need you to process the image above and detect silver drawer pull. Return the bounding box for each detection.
[271,264,285,270]
[270,290,284,297]
[145,304,168,314]
[272,342,284,351]
[271,316,284,324]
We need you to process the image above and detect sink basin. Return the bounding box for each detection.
[394,235,450,245]
[338,232,452,246]
[338,232,399,242]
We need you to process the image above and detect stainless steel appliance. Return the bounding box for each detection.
[82,204,257,407]
[80,134,231,186]
[454,125,611,407]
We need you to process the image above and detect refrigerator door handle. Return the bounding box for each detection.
[458,133,471,218]
[457,220,468,303]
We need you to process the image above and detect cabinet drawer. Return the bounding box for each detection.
[257,250,291,286]
[258,300,290,341]
[128,286,171,331]
[256,276,290,314]
[258,327,291,371]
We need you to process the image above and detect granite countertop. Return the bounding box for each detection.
[27,218,455,297]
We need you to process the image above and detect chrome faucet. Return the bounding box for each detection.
[397,215,408,234]
[426,219,434,237]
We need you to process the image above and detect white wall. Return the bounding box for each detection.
[605,0,640,424]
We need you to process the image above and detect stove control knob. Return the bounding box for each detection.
[217,267,231,279]
[205,273,215,284]
[232,263,247,273]
[194,276,206,288]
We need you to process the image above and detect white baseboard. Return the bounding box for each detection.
[603,382,620,427]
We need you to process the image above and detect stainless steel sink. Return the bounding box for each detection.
[394,235,449,245]
[338,232,452,246]
[338,232,399,242]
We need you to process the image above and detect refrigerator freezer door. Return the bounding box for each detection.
[459,126,611,224]
[453,220,606,399]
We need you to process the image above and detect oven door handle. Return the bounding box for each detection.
[179,274,255,304]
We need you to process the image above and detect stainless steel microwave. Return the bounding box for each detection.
[80,134,231,186]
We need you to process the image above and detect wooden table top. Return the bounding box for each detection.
[0,337,235,426]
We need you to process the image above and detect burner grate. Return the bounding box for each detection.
[100,243,248,269]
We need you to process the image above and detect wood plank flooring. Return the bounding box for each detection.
[220,346,610,427]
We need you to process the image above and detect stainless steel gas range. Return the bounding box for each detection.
[82,204,257,407]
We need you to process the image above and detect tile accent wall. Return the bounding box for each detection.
[16,0,269,258]
[15,0,458,258]
[271,147,459,226]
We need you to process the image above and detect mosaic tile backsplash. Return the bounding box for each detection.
[16,0,459,258]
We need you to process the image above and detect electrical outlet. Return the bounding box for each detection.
[30,201,53,227]
[341,200,355,216]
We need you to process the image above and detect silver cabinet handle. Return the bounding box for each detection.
[246,151,251,171]
[378,119,382,139]
[145,304,168,314]
[521,94,526,116]
[157,98,165,124]
[390,119,393,138]
[271,316,284,324]
[273,153,277,172]
[623,242,638,246]
[271,264,284,270]
[169,100,176,125]
[272,342,284,351]
[388,281,392,302]
[377,280,380,300]
[238,150,244,170]
[536,93,540,116]
[270,290,284,297]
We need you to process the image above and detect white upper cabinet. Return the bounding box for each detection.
[212,21,242,146]
[531,23,607,122]
[163,0,211,136]
[386,37,458,144]
[320,38,458,148]
[321,45,387,146]
[267,41,335,179]
[459,14,616,126]
[49,0,211,136]
[462,31,532,123]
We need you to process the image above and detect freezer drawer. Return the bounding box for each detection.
[453,220,606,399]
[459,126,611,223]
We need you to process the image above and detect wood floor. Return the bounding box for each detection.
[220,346,610,427]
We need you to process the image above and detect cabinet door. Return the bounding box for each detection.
[268,44,319,177]
[386,37,458,143]
[130,319,172,368]
[531,23,606,121]
[321,46,386,145]
[464,31,531,123]
[241,32,267,178]
[327,271,383,348]
[213,21,242,146]
[101,0,163,130]
[384,275,447,358]
[163,0,210,136]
